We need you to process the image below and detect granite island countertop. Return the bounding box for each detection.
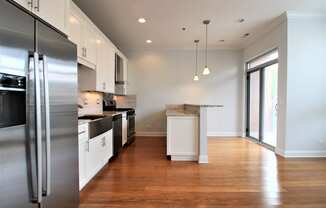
[166,109,199,117]
[166,104,223,117]
[184,104,224,108]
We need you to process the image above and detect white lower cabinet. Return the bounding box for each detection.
[167,116,199,161]
[78,127,113,190]
[78,123,89,190]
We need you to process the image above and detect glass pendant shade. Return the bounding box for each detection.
[193,74,199,81]
[203,66,210,75]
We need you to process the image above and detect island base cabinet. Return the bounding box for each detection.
[167,116,199,161]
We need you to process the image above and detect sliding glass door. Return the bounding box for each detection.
[246,50,278,148]
[262,64,278,147]
[248,70,260,140]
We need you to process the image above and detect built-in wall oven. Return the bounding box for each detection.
[0,73,26,128]
[112,114,122,156]
[126,109,135,144]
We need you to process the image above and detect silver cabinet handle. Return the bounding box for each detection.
[85,48,87,58]
[27,0,33,10]
[34,0,40,12]
[87,140,90,152]
[78,130,86,135]
[34,52,43,203]
[103,82,106,90]
[102,137,106,146]
[41,55,51,196]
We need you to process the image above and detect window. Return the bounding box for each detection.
[247,50,279,70]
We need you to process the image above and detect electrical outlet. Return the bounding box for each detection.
[83,98,88,105]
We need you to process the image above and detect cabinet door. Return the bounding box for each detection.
[78,140,88,190]
[105,42,115,93]
[87,137,103,179]
[12,0,31,10]
[105,130,113,160]
[82,23,97,65]
[33,0,67,33]
[95,36,106,92]
[96,38,115,93]
[67,3,83,58]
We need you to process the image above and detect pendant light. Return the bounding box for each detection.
[193,40,200,81]
[203,20,211,75]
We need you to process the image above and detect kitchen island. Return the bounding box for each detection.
[166,104,223,163]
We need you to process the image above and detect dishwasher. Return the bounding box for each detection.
[112,114,122,156]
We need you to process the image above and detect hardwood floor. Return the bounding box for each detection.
[79,137,326,208]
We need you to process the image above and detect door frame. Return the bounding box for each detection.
[246,54,279,150]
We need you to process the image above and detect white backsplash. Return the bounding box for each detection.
[78,91,103,116]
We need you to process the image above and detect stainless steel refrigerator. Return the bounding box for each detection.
[0,1,79,207]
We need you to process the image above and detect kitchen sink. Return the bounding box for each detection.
[78,115,107,120]
[79,115,113,139]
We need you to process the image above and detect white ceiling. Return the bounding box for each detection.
[74,0,326,51]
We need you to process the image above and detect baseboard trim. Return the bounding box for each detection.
[275,148,285,157]
[207,132,243,137]
[136,131,166,137]
[171,155,197,161]
[198,155,208,164]
[275,148,326,158]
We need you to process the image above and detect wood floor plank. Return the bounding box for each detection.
[80,137,326,207]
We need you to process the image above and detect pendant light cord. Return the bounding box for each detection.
[196,42,198,75]
[205,24,208,67]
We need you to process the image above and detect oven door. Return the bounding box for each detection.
[127,115,135,143]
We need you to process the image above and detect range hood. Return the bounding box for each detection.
[115,53,126,95]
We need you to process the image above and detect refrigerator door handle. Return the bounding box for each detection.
[34,52,43,203]
[40,54,51,196]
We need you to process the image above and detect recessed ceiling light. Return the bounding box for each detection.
[219,39,225,42]
[242,33,250,38]
[146,40,152,43]
[182,27,186,31]
[238,18,245,23]
[138,18,146,23]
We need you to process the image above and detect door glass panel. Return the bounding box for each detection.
[249,71,260,139]
[262,64,278,147]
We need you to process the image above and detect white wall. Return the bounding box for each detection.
[126,49,244,136]
[285,15,326,155]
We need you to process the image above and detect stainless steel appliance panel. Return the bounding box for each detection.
[36,21,79,208]
[0,1,37,207]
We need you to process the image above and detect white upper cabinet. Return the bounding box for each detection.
[96,35,115,93]
[67,0,128,93]
[12,0,31,10]
[13,0,68,34]
[67,2,97,68]
[34,0,67,33]
[82,24,97,66]
[67,6,83,58]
